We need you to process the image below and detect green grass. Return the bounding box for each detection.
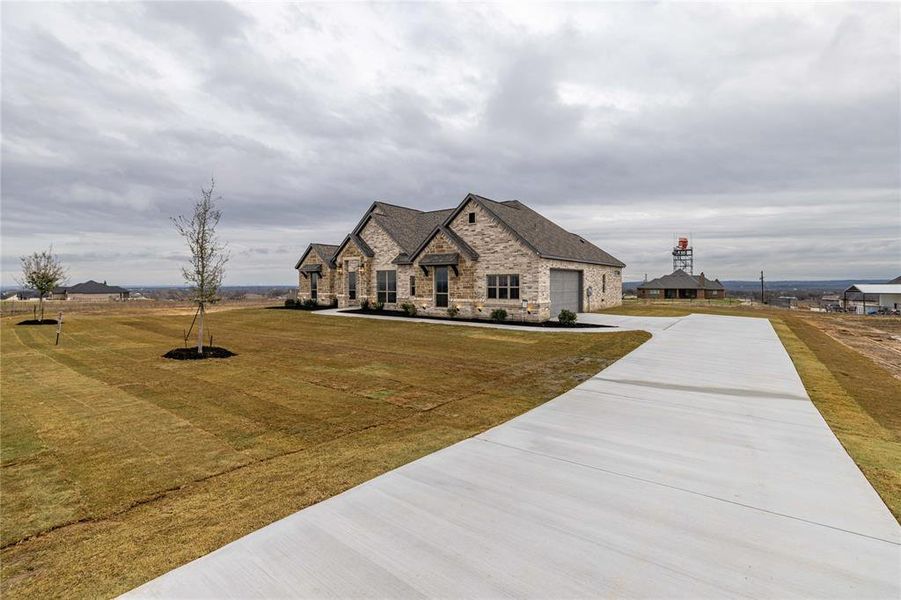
[0,306,648,598]
[600,301,901,521]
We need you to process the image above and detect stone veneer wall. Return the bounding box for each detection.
[406,200,544,320]
[326,198,623,319]
[538,258,622,316]
[358,220,405,307]
[333,241,369,308]
[410,200,622,320]
[296,251,336,305]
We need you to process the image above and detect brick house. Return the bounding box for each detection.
[295,193,625,321]
[636,269,725,300]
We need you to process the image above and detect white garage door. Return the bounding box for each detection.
[550,269,581,317]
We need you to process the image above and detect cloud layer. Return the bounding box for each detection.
[2,2,899,285]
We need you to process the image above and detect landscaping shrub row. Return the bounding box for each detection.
[343,307,611,329]
[276,298,337,310]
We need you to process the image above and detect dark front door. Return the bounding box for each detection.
[348,272,357,301]
[435,266,449,307]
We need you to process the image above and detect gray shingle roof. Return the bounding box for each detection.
[370,202,454,256]
[63,280,129,294]
[638,270,724,290]
[469,195,625,267]
[419,253,459,266]
[311,243,339,263]
[294,243,340,269]
[330,194,624,270]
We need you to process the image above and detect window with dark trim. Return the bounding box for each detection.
[410,275,416,297]
[435,267,449,307]
[348,271,357,300]
[377,270,397,303]
[486,274,520,300]
[602,274,606,294]
[468,212,476,223]
[310,272,318,300]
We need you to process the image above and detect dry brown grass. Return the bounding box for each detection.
[0,306,648,598]
[601,301,901,521]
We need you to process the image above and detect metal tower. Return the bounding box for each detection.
[672,237,693,274]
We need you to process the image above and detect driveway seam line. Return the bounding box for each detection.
[474,437,901,546]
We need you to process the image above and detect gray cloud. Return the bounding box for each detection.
[1,2,898,286]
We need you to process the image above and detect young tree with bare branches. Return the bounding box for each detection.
[172,178,229,354]
[19,247,67,322]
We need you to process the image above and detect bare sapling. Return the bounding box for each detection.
[172,178,229,354]
[19,247,67,322]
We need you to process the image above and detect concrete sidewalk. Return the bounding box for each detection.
[127,313,900,599]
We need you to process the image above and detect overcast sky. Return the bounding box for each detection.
[2,2,899,287]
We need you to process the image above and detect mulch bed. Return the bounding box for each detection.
[162,346,236,360]
[342,309,612,329]
[267,305,336,311]
[17,319,59,325]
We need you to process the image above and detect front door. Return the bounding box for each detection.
[348,272,357,302]
[435,266,449,307]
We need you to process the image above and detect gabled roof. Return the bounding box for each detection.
[333,232,375,260]
[62,280,129,294]
[370,202,454,257]
[333,201,454,264]
[401,224,479,265]
[409,193,625,267]
[887,275,901,284]
[845,284,901,295]
[638,270,724,290]
[294,243,339,269]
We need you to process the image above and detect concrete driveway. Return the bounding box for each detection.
[126,313,900,598]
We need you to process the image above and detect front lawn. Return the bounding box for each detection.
[0,306,648,598]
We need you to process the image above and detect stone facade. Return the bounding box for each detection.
[334,241,368,308]
[406,199,623,321]
[297,250,336,305]
[539,258,622,316]
[358,220,406,308]
[299,196,624,320]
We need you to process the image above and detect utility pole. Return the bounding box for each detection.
[760,270,766,305]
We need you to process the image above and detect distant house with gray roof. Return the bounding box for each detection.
[295,193,625,320]
[637,269,725,300]
[53,280,130,301]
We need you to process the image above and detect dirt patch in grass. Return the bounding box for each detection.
[162,346,236,360]
[0,307,648,598]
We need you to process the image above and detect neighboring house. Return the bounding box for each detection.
[636,269,725,300]
[295,243,340,304]
[1,290,41,301]
[295,193,625,320]
[54,280,130,301]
